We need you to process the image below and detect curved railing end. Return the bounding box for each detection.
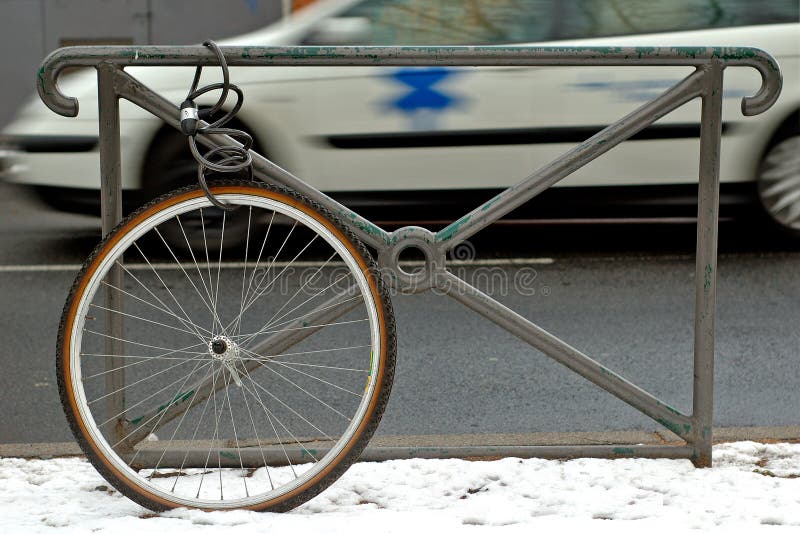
[726,47,783,117]
[37,48,80,117]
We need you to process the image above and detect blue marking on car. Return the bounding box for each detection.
[386,68,460,113]
[242,0,258,13]
[383,68,463,130]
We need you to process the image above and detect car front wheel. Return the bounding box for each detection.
[757,130,800,235]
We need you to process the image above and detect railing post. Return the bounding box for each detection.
[691,61,724,467]
[97,63,126,448]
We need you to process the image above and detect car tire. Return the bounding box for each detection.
[757,120,800,236]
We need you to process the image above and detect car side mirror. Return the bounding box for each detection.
[302,17,372,45]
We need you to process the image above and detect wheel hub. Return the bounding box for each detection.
[208,335,240,364]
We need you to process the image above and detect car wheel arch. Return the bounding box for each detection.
[762,109,800,153]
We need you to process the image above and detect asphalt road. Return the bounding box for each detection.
[1,182,799,444]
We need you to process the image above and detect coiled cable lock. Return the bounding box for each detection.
[180,40,253,210]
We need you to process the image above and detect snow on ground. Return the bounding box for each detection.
[2,441,800,533]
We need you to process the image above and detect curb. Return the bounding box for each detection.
[2,425,798,461]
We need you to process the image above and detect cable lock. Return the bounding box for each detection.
[181,40,254,210]
[179,100,199,136]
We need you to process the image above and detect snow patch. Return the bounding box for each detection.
[1,441,799,533]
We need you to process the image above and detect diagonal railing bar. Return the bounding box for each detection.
[112,69,390,250]
[434,68,704,247]
[438,270,693,438]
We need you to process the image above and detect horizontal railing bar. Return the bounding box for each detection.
[127,443,694,468]
[37,45,781,118]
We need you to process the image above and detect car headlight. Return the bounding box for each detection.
[0,149,28,179]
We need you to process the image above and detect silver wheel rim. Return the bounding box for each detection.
[758,136,800,231]
[66,190,382,509]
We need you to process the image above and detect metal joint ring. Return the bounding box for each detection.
[377,226,445,293]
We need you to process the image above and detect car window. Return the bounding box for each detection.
[557,0,799,40]
[339,0,558,44]
[339,0,799,45]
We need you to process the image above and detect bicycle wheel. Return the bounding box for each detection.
[57,180,396,511]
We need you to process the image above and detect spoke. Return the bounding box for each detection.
[109,360,212,451]
[97,360,213,428]
[120,256,208,343]
[237,211,276,334]
[133,241,210,341]
[200,208,215,335]
[247,349,362,397]
[236,206,253,342]
[243,295,364,350]
[151,363,216,478]
[238,375,300,477]
[260,272,353,335]
[254,250,337,337]
[244,368,335,442]
[272,361,369,373]
[176,214,217,312]
[255,362,352,422]
[232,358,275,491]
[239,274,355,348]
[239,231,319,322]
[222,359,249,497]
[197,365,229,499]
[90,352,206,406]
[237,363,299,475]
[237,364,321,470]
[120,357,208,466]
[228,221,298,334]
[172,362,222,493]
[243,220,296,312]
[216,370,229,500]
[82,347,207,380]
[100,279,212,338]
[213,210,227,339]
[89,303,203,338]
[81,351,205,361]
[242,344,372,362]
[230,318,368,341]
[83,328,205,356]
[153,226,227,335]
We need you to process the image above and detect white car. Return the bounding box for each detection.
[1,0,798,232]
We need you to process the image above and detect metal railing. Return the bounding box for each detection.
[38,44,783,468]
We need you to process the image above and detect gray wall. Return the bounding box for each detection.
[0,0,282,127]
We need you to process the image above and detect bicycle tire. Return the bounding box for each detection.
[57,180,396,511]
